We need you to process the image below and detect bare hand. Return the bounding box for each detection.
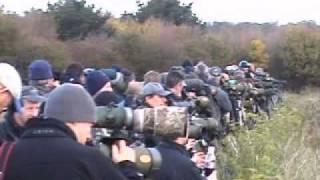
[185,139,196,151]
[191,152,206,169]
[112,140,136,164]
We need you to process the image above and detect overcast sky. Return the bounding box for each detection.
[1,0,320,24]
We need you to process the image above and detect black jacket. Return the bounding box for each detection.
[0,111,23,143]
[153,140,203,180]
[4,118,143,180]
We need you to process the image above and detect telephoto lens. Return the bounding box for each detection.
[95,106,134,129]
[95,106,189,138]
[94,106,223,176]
[94,106,191,177]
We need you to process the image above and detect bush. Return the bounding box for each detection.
[2,12,71,79]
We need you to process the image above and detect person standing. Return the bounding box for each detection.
[4,84,142,180]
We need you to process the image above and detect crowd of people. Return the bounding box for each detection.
[0,59,284,180]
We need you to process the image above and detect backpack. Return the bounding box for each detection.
[0,141,16,180]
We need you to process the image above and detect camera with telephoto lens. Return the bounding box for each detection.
[93,106,221,175]
[183,78,222,137]
[95,105,220,139]
[95,106,189,137]
[93,106,194,176]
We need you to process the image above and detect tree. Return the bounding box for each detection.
[136,0,201,26]
[275,28,320,86]
[0,13,19,56]
[47,0,110,40]
[249,39,269,69]
[107,19,185,76]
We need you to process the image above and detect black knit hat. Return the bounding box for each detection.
[182,59,193,68]
[62,63,84,84]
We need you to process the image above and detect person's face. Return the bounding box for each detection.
[221,73,230,82]
[186,91,197,99]
[38,79,56,89]
[47,79,57,89]
[145,94,168,107]
[66,122,93,144]
[0,85,12,112]
[241,67,249,73]
[20,100,42,123]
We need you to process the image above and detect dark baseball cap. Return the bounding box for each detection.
[21,86,46,103]
[143,82,171,97]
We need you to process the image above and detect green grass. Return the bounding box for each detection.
[216,91,320,180]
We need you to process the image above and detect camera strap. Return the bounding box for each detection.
[0,141,16,180]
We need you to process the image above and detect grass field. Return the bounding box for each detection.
[216,89,320,180]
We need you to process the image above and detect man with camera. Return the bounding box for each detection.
[139,82,172,147]
[165,71,195,109]
[152,131,204,180]
[142,82,171,108]
[4,84,143,180]
[140,82,203,180]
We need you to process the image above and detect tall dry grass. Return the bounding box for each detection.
[217,89,320,180]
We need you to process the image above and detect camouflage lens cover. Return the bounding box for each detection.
[134,106,188,138]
